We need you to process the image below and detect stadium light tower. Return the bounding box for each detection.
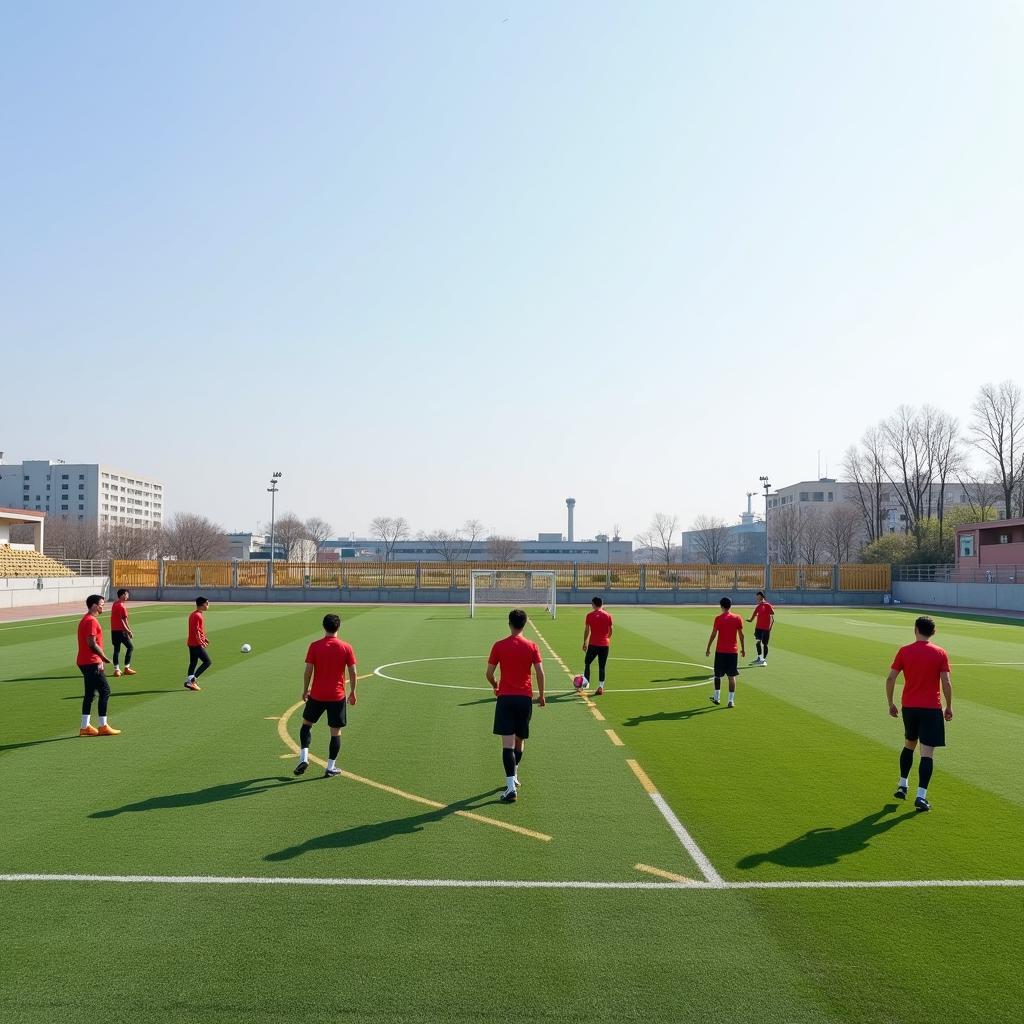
[759,475,771,578]
[267,471,283,587]
[566,497,576,543]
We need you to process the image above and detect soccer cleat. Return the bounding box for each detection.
[914,796,931,812]
[708,695,720,706]
[761,660,767,667]
[96,724,121,736]
[323,767,341,778]
[894,786,908,800]
[184,679,201,691]
[727,701,735,709]
[514,776,521,789]
[500,788,518,803]
[113,668,122,677]
[294,760,309,776]
[595,686,604,696]
[79,725,99,737]
[124,667,137,676]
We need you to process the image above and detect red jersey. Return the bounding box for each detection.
[77,614,104,666]
[753,602,774,631]
[305,636,357,702]
[111,601,129,631]
[892,641,950,709]
[585,609,613,646]
[187,610,208,647]
[713,611,744,653]
[488,634,542,697]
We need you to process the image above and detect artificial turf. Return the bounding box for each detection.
[1,602,1022,1023]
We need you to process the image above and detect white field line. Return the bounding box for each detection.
[1,873,1022,892]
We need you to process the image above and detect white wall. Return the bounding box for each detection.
[892,581,1024,613]
[0,575,109,610]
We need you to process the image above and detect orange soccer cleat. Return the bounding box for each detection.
[113,668,122,677]
[79,725,100,737]
[124,668,137,676]
[96,724,121,736]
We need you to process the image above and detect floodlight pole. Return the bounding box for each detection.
[759,475,771,586]
[267,471,283,588]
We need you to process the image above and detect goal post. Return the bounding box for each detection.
[470,570,557,619]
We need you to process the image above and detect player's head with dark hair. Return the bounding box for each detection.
[915,615,936,638]
[86,594,104,611]
[756,591,765,600]
[719,597,732,610]
[323,613,341,634]
[509,609,528,631]
[117,588,129,599]
[196,596,209,609]
[592,596,603,608]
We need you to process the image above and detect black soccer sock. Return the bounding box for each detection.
[502,748,516,778]
[899,746,914,778]
[328,735,341,760]
[918,756,934,791]
[514,748,523,766]
[756,641,762,658]
[299,724,312,749]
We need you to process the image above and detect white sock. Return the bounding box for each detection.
[713,688,721,699]
[506,775,517,791]
[917,787,927,799]
[81,715,91,729]
[99,716,108,727]
[728,696,735,705]
[899,777,909,788]
[327,758,336,770]
[300,748,309,762]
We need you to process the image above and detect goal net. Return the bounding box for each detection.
[470,570,557,619]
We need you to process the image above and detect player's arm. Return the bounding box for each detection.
[885,669,900,717]
[88,634,110,664]
[738,622,745,658]
[302,663,314,700]
[582,622,590,652]
[747,610,756,622]
[485,661,498,694]
[534,662,546,707]
[705,629,717,657]
[941,670,953,721]
[347,664,358,706]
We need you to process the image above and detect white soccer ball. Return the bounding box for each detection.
[240,643,252,654]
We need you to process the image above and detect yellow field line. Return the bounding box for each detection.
[626,759,657,795]
[589,705,605,722]
[605,729,624,747]
[635,863,695,884]
[276,701,551,842]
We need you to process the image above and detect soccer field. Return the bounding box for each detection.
[2,603,1022,1023]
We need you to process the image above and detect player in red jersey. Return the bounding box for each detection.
[486,609,546,803]
[885,615,953,812]
[581,596,614,695]
[110,588,137,678]
[294,613,358,779]
[747,591,774,666]
[705,597,745,708]
[76,594,120,736]
[184,596,211,691]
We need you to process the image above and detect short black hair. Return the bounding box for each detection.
[86,594,103,610]
[719,597,732,610]
[117,588,129,599]
[323,613,341,634]
[591,596,603,608]
[509,609,528,630]
[196,596,209,608]
[756,591,765,599]
[915,615,936,638]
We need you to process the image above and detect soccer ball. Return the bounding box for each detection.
[573,674,587,690]
[240,643,252,654]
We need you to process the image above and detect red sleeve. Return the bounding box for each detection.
[939,649,950,672]
[891,649,904,673]
[532,643,542,665]
[305,643,316,665]
[347,644,357,667]
[90,619,101,641]
[488,642,500,665]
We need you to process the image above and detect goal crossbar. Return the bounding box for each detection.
[470,570,557,619]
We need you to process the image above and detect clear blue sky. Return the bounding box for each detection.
[2,1,1021,540]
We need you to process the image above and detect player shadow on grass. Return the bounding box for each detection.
[0,735,82,755]
[622,706,719,727]
[649,675,712,683]
[264,788,503,861]
[3,674,80,683]
[736,805,917,870]
[59,690,179,698]
[90,777,298,818]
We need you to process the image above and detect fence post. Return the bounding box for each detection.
[765,564,772,590]
[231,560,239,589]
[158,558,165,600]
[415,562,422,591]
[833,563,840,591]
[640,565,646,591]
[572,561,579,593]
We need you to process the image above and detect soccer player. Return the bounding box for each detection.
[77,594,120,736]
[747,591,774,666]
[110,588,137,678]
[582,596,613,695]
[486,608,546,803]
[184,596,212,691]
[294,613,357,779]
[885,615,953,813]
[705,597,745,708]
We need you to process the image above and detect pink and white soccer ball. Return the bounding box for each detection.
[573,675,586,689]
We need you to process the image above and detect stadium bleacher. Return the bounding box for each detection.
[0,545,75,578]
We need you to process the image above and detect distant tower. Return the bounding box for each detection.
[566,497,576,542]
[741,492,755,526]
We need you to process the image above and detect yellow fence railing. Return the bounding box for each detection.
[113,560,892,593]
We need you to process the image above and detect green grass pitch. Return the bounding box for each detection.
[2,602,1022,1023]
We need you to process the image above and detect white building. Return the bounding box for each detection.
[0,458,164,530]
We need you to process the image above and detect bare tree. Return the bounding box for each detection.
[823,504,862,564]
[370,516,410,562]
[304,517,333,561]
[462,519,485,560]
[42,515,103,560]
[690,515,730,564]
[485,535,522,562]
[161,513,231,560]
[843,428,887,543]
[799,507,829,564]
[102,522,162,560]
[969,380,1023,519]
[881,405,932,542]
[929,410,962,545]
[612,522,622,542]
[635,513,679,564]
[420,528,465,563]
[955,471,1001,522]
[770,506,803,563]
[274,513,310,561]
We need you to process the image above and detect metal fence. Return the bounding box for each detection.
[893,564,1024,584]
[113,560,891,593]
[50,558,111,576]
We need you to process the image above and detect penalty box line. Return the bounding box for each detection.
[2,874,1022,892]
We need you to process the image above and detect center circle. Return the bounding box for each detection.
[373,656,714,693]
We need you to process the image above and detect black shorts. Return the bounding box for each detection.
[303,698,347,729]
[754,628,771,642]
[493,695,533,739]
[902,707,945,747]
[713,652,739,679]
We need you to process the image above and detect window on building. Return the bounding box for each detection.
[61,474,68,480]
[828,492,834,502]
[799,492,809,501]
[61,504,68,511]
[79,474,84,480]
[999,534,1010,544]
[959,535,975,558]
[813,492,824,501]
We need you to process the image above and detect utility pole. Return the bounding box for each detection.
[267,471,282,588]
[759,474,771,585]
